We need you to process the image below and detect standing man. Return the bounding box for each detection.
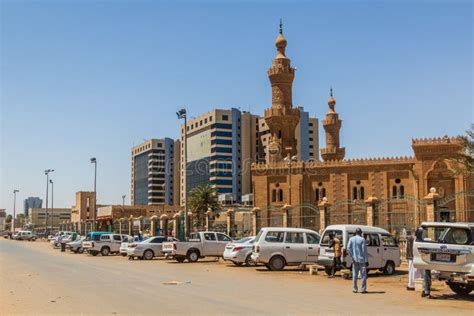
[347,228,368,293]
[406,231,415,291]
[328,233,341,278]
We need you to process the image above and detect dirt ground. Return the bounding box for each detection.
[1,239,472,315]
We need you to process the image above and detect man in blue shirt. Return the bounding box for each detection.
[347,228,368,293]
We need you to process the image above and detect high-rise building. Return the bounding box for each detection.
[131,138,176,206]
[180,109,260,204]
[180,107,318,205]
[23,197,42,217]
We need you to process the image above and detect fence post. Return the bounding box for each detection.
[424,187,440,222]
[205,209,213,231]
[282,204,291,227]
[226,208,235,237]
[128,215,133,236]
[172,212,181,238]
[318,198,331,230]
[251,207,261,236]
[159,215,168,236]
[365,197,379,226]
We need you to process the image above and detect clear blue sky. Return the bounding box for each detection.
[1,0,472,215]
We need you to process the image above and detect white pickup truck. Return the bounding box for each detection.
[82,233,131,256]
[162,231,232,262]
[414,222,474,295]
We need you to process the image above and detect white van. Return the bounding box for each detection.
[13,230,37,241]
[318,225,400,276]
[251,227,321,271]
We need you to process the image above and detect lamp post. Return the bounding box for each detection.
[50,179,54,233]
[90,158,97,231]
[44,169,54,235]
[283,155,298,205]
[176,108,188,240]
[12,189,19,233]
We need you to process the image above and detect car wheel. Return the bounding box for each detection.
[448,282,473,295]
[176,256,185,263]
[245,254,256,267]
[143,250,154,260]
[187,250,199,263]
[269,256,286,271]
[77,247,84,254]
[101,247,110,256]
[324,266,333,276]
[91,251,98,256]
[383,261,395,275]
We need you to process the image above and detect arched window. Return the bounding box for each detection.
[271,189,276,202]
[360,187,365,200]
[399,185,405,199]
[278,189,284,202]
[278,130,282,139]
[352,187,358,200]
[322,188,326,198]
[392,186,398,198]
[315,188,320,201]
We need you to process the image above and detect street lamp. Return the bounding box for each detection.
[44,169,54,235]
[283,155,298,205]
[50,179,54,233]
[12,189,19,233]
[90,158,97,231]
[176,108,188,240]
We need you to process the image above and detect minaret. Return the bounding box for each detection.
[264,20,300,163]
[321,88,345,161]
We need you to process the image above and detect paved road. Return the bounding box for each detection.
[1,239,472,315]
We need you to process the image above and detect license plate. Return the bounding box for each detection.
[435,254,452,262]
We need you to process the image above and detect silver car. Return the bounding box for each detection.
[67,236,85,253]
[127,236,178,260]
[223,236,256,266]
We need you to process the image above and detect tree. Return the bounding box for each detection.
[450,126,474,176]
[188,184,220,229]
[5,214,12,230]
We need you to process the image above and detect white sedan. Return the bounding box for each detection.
[223,236,256,266]
[127,236,178,260]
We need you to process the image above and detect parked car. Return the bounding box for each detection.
[318,224,401,276]
[48,231,73,242]
[414,222,474,295]
[60,232,80,244]
[162,231,233,262]
[50,232,74,247]
[82,233,131,256]
[128,236,178,260]
[120,236,150,256]
[67,236,86,253]
[251,228,321,271]
[223,236,256,266]
[13,230,37,241]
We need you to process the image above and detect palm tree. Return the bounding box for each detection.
[188,184,220,229]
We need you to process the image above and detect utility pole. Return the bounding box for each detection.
[176,108,188,240]
[44,169,54,236]
[12,189,19,233]
[90,158,97,231]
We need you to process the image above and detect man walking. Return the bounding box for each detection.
[328,233,341,278]
[347,228,368,293]
[406,231,415,291]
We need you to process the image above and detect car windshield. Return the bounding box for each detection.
[255,230,264,242]
[235,237,254,244]
[421,226,472,245]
